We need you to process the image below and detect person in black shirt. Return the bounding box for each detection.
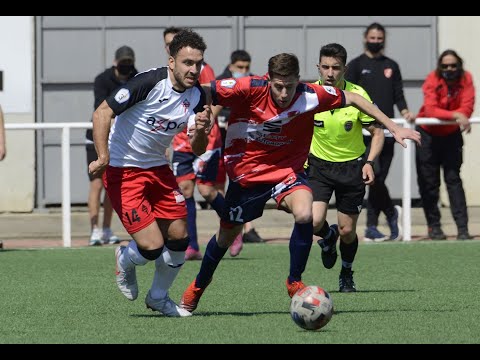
[85,45,138,246]
[346,22,415,242]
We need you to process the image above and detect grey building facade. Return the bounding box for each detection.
[36,16,436,206]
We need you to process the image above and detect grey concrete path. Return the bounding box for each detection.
[0,205,479,249]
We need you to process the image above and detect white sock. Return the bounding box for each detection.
[121,241,149,269]
[150,246,185,299]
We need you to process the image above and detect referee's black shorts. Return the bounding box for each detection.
[307,155,366,215]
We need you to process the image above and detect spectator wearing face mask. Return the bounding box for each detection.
[412,49,475,240]
[345,22,415,243]
[85,45,138,246]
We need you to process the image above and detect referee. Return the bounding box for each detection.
[308,43,385,293]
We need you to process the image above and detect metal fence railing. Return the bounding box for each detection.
[6,118,480,246]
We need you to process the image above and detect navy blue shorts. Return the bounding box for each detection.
[220,172,311,226]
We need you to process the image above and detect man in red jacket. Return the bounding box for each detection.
[414,49,475,240]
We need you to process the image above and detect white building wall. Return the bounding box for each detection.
[0,16,35,212]
[438,17,480,206]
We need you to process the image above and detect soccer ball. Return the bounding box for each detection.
[290,285,334,331]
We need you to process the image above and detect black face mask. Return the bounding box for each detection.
[117,64,134,76]
[366,42,384,54]
[442,70,461,81]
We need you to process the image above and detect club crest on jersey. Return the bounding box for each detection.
[182,99,190,112]
[344,121,353,132]
[384,68,393,79]
[221,79,236,89]
[322,86,337,96]
[115,88,130,104]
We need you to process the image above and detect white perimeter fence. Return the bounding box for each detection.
[5,118,480,247]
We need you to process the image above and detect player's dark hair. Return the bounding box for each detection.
[319,43,347,66]
[268,53,300,79]
[169,29,207,58]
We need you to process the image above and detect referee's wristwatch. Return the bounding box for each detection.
[365,160,375,169]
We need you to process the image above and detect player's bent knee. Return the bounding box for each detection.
[198,188,215,200]
[165,237,190,252]
[138,246,164,261]
[341,226,355,237]
[293,212,313,224]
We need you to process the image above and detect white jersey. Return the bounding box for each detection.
[106,67,206,168]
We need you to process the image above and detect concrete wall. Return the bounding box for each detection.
[0,17,35,212]
[438,17,480,206]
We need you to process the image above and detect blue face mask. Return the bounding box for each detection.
[232,71,248,79]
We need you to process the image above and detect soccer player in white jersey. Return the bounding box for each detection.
[89,29,212,317]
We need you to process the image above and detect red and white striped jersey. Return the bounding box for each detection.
[212,76,345,187]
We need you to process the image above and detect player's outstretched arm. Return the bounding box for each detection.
[344,91,421,148]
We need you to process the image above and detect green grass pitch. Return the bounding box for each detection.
[1,241,479,343]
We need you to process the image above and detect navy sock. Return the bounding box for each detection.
[288,222,313,283]
[209,192,226,217]
[196,235,228,288]
[340,236,359,264]
[186,197,199,251]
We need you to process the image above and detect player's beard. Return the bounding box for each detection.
[171,69,194,92]
[173,70,197,90]
[182,75,197,89]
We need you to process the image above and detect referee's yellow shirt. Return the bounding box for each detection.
[310,80,374,163]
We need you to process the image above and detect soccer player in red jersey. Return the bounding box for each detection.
[180,53,421,312]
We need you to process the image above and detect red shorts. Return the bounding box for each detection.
[103,165,187,234]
